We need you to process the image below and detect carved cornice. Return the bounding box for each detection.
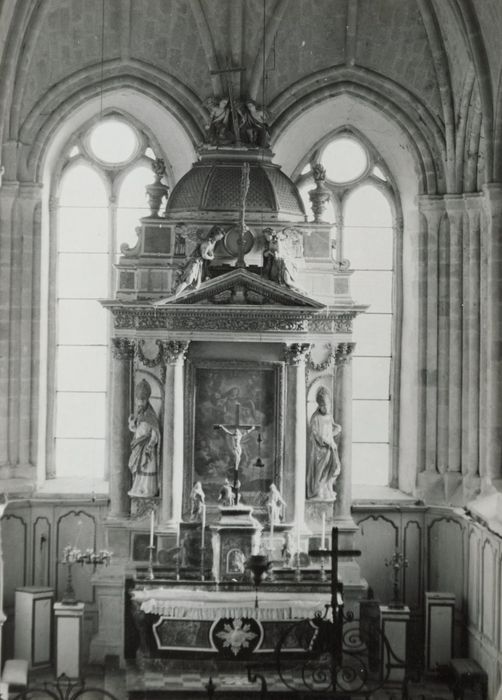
[111,337,134,360]
[334,342,355,365]
[284,342,311,365]
[103,303,362,334]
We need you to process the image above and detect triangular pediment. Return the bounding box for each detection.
[156,269,325,308]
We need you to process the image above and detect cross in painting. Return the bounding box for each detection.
[214,402,261,505]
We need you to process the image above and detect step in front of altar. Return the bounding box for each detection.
[128,586,331,659]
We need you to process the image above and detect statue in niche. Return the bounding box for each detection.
[219,478,235,507]
[173,226,225,296]
[128,379,160,499]
[306,387,342,501]
[189,481,206,521]
[266,483,286,525]
[262,228,298,289]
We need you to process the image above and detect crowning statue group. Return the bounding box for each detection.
[126,378,342,517]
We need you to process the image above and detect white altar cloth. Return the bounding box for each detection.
[131,587,331,621]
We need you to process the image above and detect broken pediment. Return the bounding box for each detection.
[154,268,325,308]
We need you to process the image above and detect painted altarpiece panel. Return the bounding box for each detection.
[184,361,284,513]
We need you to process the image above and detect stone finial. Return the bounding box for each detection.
[146,159,170,217]
[309,163,331,223]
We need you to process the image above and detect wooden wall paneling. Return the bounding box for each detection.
[32,515,51,587]
[467,526,481,628]
[481,537,497,643]
[354,514,398,604]
[2,514,27,607]
[427,516,464,609]
[403,519,422,610]
[56,510,96,604]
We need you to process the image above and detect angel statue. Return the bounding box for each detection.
[174,226,225,296]
[262,227,298,289]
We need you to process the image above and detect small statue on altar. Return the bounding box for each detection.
[281,532,292,568]
[189,481,205,521]
[174,226,225,296]
[306,387,342,500]
[266,483,286,525]
[127,379,160,499]
[218,478,235,507]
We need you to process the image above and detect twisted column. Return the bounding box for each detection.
[109,338,134,518]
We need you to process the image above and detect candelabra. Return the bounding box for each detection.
[385,550,408,608]
[61,546,112,605]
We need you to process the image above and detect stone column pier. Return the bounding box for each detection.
[284,343,310,535]
[160,340,189,527]
[109,338,134,518]
[480,184,502,493]
[444,196,464,502]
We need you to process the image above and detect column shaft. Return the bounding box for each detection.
[445,197,464,473]
[334,343,354,519]
[284,344,309,530]
[161,341,189,526]
[463,197,481,485]
[437,211,450,470]
[109,339,133,518]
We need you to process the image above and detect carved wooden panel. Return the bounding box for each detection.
[3,515,27,606]
[403,520,422,609]
[481,538,497,642]
[32,516,51,586]
[467,528,480,628]
[56,510,96,603]
[355,515,398,604]
[427,517,464,609]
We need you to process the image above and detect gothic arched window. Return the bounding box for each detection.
[49,116,164,483]
[297,134,397,486]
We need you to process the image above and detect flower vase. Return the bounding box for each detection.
[61,563,78,605]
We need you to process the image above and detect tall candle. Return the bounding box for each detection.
[201,505,206,549]
[321,513,326,550]
[149,510,155,547]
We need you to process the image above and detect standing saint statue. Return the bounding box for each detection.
[266,483,286,525]
[306,387,342,500]
[128,379,160,499]
[190,481,206,521]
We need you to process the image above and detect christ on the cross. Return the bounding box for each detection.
[214,401,260,504]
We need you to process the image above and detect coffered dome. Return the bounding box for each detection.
[166,148,306,222]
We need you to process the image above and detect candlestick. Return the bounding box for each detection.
[321,513,326,550]
[201,504,206,549]
[146,545,155,580]
[176,522,180,549]
[149,510,155,547]
[270,518,274,549]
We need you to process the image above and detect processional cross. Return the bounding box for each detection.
[309,527,361,667]
[214,402,260,505]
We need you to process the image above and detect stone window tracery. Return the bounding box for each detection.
[50,117,167,482]
[296,133,397,487]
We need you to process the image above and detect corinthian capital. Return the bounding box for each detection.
[334,342,355,366]
[284,342,311,365]
[162,340,190,364]
[111,337,134,360]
